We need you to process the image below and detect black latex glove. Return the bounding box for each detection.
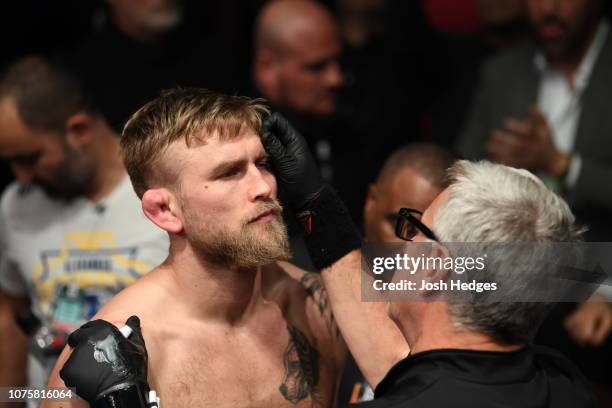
[261,112,325,210]
[60,316,148,402]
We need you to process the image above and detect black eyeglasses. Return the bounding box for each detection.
[395,208,439,242]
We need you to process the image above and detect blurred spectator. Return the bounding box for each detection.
[253,0,343,117]
[0,1,99,195]
[0,57,168,400]
[456,0,612,396]
[252,0,369,224]
[459,0,611,241]
[363,143,455,243]
[337,143,455,406]
[64,0,249,131]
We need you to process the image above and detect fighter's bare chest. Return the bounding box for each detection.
[147,323,335,408]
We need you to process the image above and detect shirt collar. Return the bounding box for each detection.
[534,19,609,91]
[374,346,535,399]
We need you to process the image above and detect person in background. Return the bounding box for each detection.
[0,57,168,406]
[458,0,611,241]
[363,143,455,243]
[252,0,369,225]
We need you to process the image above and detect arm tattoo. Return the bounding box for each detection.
[299,273,340,340]
[279,325,320,404]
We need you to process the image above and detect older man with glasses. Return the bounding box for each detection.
[262,115,597,407]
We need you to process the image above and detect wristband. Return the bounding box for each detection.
[296,184,361,270]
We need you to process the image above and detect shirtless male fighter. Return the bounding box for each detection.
[43,88,361,408]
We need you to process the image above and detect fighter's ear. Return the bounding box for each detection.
[141,188,183,234]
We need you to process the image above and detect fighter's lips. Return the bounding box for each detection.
[248,209,277,224]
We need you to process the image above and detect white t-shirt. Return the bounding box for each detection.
[0,176,169,388]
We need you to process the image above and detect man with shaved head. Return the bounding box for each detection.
[252,0,369,225]
[253,0,343,117]
[364,143,455,243]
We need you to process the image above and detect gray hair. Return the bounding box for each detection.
[433,160,584,344]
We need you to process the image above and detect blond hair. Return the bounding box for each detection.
[121,88,270,197]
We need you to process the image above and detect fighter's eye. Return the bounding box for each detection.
[256,159,271,170]
[220,167,241,179]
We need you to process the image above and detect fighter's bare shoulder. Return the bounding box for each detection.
[93,266,168,324]
[262,262,324,320]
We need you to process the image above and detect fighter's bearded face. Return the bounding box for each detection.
[171,129,291,269]
[183,195,290,269]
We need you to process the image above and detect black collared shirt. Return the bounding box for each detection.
[357,346,596,408]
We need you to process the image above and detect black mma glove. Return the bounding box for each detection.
[262,112,361,270]
[261,112,325,209]
[60,316,152,407]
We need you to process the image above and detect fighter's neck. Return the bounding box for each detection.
[160,247,265,325]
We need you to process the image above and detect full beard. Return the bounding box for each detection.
[189,200,292,270]
[37,147,96,201]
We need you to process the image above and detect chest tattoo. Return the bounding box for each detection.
[278,325,319,404]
